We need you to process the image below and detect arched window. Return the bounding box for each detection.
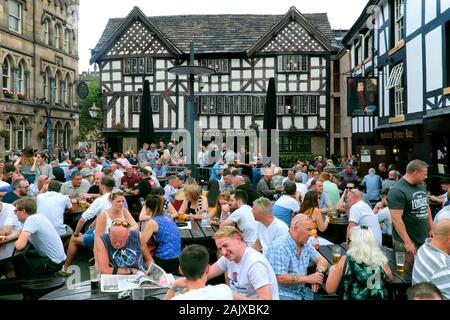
[64,29,70,53]
[55,24,61,49]
[64,123,71,150]
[2,58,11,91]
[4,119,12,151]
[15,120,25,150]
[50,75,56,103]
[43,19,50,45]
[14,61,25,95]
[43,70,49,100]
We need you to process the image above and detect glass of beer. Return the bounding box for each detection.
[89,265,100,290]
[71,198,78,212]
[396,252,405,272]
[178,212,185,221]
[332,245,341,264]
[79,199,87,211]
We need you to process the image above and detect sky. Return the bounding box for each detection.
[78,0,368,72]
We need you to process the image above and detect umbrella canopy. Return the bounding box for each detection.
[263,77,277,131]
[138,80,155,148]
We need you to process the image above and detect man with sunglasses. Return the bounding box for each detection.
[97,218,152,275]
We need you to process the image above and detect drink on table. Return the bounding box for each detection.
[332,245,341,264]
[71,198,78,212]
[178,212,185,221]
[89,265,100,290]
[395,252,405,272]
[79,199,87,211]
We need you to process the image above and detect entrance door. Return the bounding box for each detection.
[356,145,387,176]
[106,137,122,158]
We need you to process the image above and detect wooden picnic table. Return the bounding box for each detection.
[40,280,168,300]
[319,244,413,299]
[318,215,349,245]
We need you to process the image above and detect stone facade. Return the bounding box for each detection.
[0,0,79,158]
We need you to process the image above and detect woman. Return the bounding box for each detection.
[14,146,35,184]
[142,194,181,274]
[299,191,329,232]
[326,226,393,300]
[128,151,138,166]
[204,180,220,210]
[139,188,177,230]
[160,149,171,167]
[209,192,231,223]
[94,191,139,260]
[272,167,284,189]
[31,152,54,180]
[177,184,208,220]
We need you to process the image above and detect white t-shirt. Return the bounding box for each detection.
[257,218,289,253]
[274,195,300,212]
[349,200,382,246]
[171,284,233,300]
[113,170,124,187]
[296,183,308,200]
[434,206,450,224]
[0,202,21,232]
[81,193,112,221]
[0,180,10,188]
[22,214,66,264]
[228,205,257,247]
[377,207,392,235]
[36,191,72,236]
[216,247,279,300]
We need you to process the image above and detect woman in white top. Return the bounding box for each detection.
[94,190,138,261]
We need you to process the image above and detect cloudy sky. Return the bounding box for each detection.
[79,0,368,72]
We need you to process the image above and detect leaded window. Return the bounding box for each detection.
[278,55,308,72]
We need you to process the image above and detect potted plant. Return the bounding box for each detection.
[249,122,259,130]
[114,122,125,130]
[3,89,15,99]
[17,93,26,101]
[288,125,298,134]
[0,130,9,138]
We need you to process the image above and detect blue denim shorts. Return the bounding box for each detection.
[82,228,95,249]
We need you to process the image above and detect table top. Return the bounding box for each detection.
[177,219,220,242]
[319,244,413,286]
[40,280,168,300]
[328,215,349,225]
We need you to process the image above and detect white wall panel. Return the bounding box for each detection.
[308,117,317,129]
[407,0,422,35]
[133,115,139,128]
[426,26,443,92]
[425,0,437,24]
[442,0,450,12]
[407,36,424,113]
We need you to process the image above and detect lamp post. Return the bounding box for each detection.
[89,102,101,118]
[44,105,54,163]
[168,42,215,179]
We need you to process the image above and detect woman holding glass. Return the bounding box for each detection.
[177,184,208,220]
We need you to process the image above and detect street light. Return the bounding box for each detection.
[89,102,101,118]
[44,104,54,163]
[168,42,215,179]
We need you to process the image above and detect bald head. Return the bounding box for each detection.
[290,214,314,245]
[434,220,450,238]
[291,214,312,229]
[109,221,130,249]
[233,175,245,188]
[388,170,397,180]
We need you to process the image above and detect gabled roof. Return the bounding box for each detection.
[247,7,337,55]
[90,6,182,64]
[90,6,336,64]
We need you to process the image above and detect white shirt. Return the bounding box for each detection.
[216,247,279,300]
[0,180,10,189]
[274,195,300,212]
[296,183,308,200]
[0,202,21,232]
[22,214,66,264]
[256,218,289,253]
[228,205,257,247]
[349,200,382,246]
[377,207,392,235]
[36,191,72,236]
[81,193,112,222]
[434,206,450,224]
[113,170,124,187]
[171,284,233,300]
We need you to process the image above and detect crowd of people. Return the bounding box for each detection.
[0,140,449,301]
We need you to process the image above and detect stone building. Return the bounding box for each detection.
[0,0,80,158]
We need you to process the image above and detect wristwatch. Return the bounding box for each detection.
[316,268,325,274]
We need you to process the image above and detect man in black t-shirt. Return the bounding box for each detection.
[388,160,432,254]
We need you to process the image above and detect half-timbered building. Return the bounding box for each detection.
[339,0,450,183]
[90,6,337,156]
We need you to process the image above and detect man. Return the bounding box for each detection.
[89,157,103,173]
[163,245,233,300]
[378,162,389,180]
[256,168,283,201]
[373,189,392,246]
[294,175,308,201]
[220,190,257,248]
[2,178,29,204]
[282,169,296,186]
[388,160,432,254]
[128,167,154,199]
[346,189,382,246]
[14,197,66,276]
[148,143,159,167]
[60,172,91,198]
[60,176,116,274]
[412,219,450,299]
[36,180,73,237]
[429,178,450,207]
[120,166,140,189]
[138,143,150,163]
[209,159,224,181]
[153,161,167,186]
[272,181,300,227]
[220,143,236,165]
[320,172,340,208]
[233,175,259,206]
[97,218,152,275]
[265,214,329,300]
[219,169,235,193]
[0,201,22,243]
[110,163,124,187]
[382,170,398,191]
[28,175,50,197]
[407,282,444,300]
[340,165,360,183]
[252,197,289,253]
[295,165,309,184]
[207,226,279,300]
[310,180,333,215]
[65,158,83,181]
[177,167,192,183]
[434,190,450,223]
[85,171,105,199]
[51,160,66,183]
[164,175,181,204]
[362,168,382,206]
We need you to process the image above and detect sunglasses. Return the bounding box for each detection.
[111,220,130,228]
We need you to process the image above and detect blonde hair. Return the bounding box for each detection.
[213,226,243,240]
[347,226,388,267]
[214,192,231,218]
[183,184,201,201]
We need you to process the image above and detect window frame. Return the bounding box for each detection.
[63,29,70,52]
[394,76,404,116]
[123,57,154,75]
[14,62,25,95]
[394,0,405,44]
[55,24,61,50]
[277,55,309,73]
[8,0,22,34]
[200,59,229,74]
[43,19,50,45]
[2,60,11,91]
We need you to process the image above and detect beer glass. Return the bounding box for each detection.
[71,198,78,212]
[178,212,185,220]
[332,245,341,264]
[89,265,100,290]
[79,199,87,211]
[396,252,405,272]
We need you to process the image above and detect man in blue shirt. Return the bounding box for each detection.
[154,161,167,187]
[265,214,329,300]
[362,168,382,205]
